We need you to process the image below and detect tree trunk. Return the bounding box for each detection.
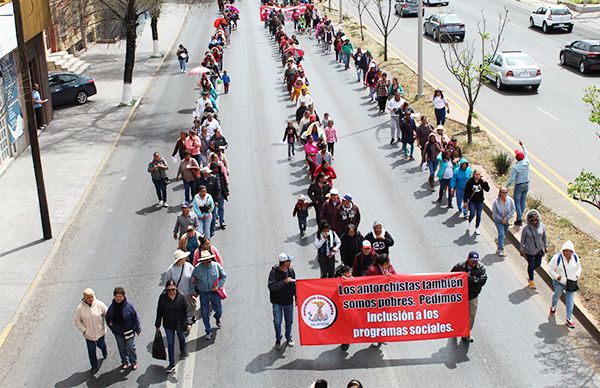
[359,13,364,41]
[383,34,388,61]
[466,105,474,144]
[329,0,331,11]
[151,16,160,57]
[121,0,138,105]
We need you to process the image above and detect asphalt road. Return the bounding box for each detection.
[347,0,600,181]
[0,0,599,387]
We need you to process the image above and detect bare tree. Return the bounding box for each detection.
[364,0,400,61]
[144,0,164,57]
[349,0,370,41]
[438,9,509,144]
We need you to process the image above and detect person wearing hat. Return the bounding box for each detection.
[320,187,340,227]
[352,240,377,277]
[192,185,215,238]
[106,287,141,370]
[173,201,200,239]
[307,173,332,226]
[74,288,108,373]
[434,124,450,148]
[293,194,314,237]
[268,253,297,349]
[192,250,227,339]
[333,194,361,235]
[548,241,582,329]
[507,140,530,226]
[315,221,341,278]
[166,250,196,318]
[451,251,488,342]
[365,221,395,256]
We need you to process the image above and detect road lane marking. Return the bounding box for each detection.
[538,63,547,69]
[537,106,559,121]
[360,25,600,228]
[403,26,414,33]
[166,317,200,387]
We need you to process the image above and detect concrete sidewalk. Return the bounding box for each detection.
[0,3,189,339]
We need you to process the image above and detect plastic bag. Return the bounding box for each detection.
[421,163,429,174]
[171,156,179,165]
[152,330,167,360]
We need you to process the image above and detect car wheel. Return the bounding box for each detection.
[542,22,549,33]
[495,76,504,90]
[559,53,566,66]
[579,61,586,74]
[566,24,573,33]
[529,18,535,28]
[76,91,88,105]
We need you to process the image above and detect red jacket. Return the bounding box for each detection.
[313,165,337,184]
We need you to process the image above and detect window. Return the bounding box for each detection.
[441,14,461,24]
[505,55,535,66]
[535,7,544,14]
[551,8,570,15]
[494,56,503,66]
[58,74,77,84]
[48,75,60,87]
[589,45,600,53]
[572,41,586,51]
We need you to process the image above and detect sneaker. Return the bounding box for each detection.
[462,336,474,343]
[465,221,472,231]
[203,333,212,340]
[166,365,175,373]
[497,249,505,257]
[220,223,226,230]
[448,203,454,209]
[275,339,282,350]
[528,280,536,289]
[514,220,523,226]
[180,351,189,359]
[90,366,99,374]
[390,138,395,145]
[549,306,556,316]
[566,319,575,329]
[157,200,164,208]
[286,338,295,347]
[216,319,222,328]
[475,228,481,235]
[288,156,291,161]
[300,230,305,237]
[163,202,168,208]
[341,344,350,351]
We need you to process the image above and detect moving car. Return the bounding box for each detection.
[395,0,424,17]
[424,0,448,5]
[529,5,573,33]
[559,40,600,74]
[423,14,465,42]
[48,72,97,107]
[486,51,542,91]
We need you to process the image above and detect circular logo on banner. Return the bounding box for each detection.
[301,294,337,330]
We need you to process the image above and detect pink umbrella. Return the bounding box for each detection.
[187,66,211,76]
[225,4,239,13]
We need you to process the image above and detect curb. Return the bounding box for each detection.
[0,6,191,350]
[328,6,600,345]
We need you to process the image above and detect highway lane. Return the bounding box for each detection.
[0,0,599,387]
[346,0,600,180]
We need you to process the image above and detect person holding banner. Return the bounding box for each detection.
[268,253,297,350]
[314,222,341,278]
[366,254,397,276]
[451,251,487,343]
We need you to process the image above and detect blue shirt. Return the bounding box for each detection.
[191,261,226,293]
[507,146,530,187]
[32,90,42,109]
[221,74,230,84]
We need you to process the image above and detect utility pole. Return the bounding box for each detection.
[416,0,424,97]
[339,0,343,23]
[12,0,52,240]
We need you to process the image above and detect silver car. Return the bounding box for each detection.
[486,51,542,91]
[395,0,424,17]
[424,0,448,5]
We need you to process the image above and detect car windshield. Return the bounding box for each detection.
[406,0,418,3]
[590,45,600,53]
[505,55,535,66]
[440,15,461,24]
[551,8,570,15]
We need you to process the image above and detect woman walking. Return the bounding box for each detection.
[422,132,442,191]
[192,185,215,238]
[432,89,449,125]
[340,224,363,267]
[106,287,141,370]
[520,209,547,289]
[548,241,582,329]
[375,73,390,113]
[464,169,490,235]
[492,187,516,257]
[314,221,341,278]
[324,120,338,158]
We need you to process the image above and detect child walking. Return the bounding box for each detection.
[283,121,298,160]
[222,71,231,94]
[293,195,313,237]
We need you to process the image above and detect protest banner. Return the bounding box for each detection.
[296,273,469,345]
[260,5,308,21]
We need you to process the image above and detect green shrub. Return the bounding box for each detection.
[527,196,543,210]
[491,152,512,176]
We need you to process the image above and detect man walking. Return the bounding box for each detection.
[192,250,227,340]
[148,152,169,208]
[507,141,530,226]
[173,201,200,239]
[268,253,297,350]
[451,251,487,343]
[74,288,108,373]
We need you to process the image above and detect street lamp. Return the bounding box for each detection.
[417,0,424,97]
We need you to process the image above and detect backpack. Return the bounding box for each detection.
[557,253,578,266]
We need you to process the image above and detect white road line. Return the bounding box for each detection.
[425,39,436,46]
[538,63,547,69]
[537,106,559,121]
[166,317,200,387]
[403,26,414,33]
[509,21,525,29]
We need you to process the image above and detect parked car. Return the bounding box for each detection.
[395,0,424,17]
[529,5,573,33]
[560,40,600,74]
[424,0,448,5]
[486,51,542,91]
[48,72,97,107]
[423,14,465,42]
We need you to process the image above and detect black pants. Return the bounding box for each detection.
[327,142,335,157]
[34,107,45,129]
[377,96,387,112]
[152,179,167,202]
[314,204,322,227]
[318,255,335,278]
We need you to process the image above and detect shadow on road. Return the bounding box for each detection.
[508,286,537,305]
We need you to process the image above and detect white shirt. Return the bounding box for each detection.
[203,119,221,137]
[387,98,405,117]
[195,97,212,118]
[432,96,448,110]
[297,93,313,108]
[442,161,454,179]
[166,262,195,295]
[548,253,582,285]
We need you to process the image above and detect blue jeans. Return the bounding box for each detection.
[199,291,222,335]
[342,52,350,68]
[552,280,575,321]
[210,205,218,235]
[114,333,137,365]
[178,58,187,72]
[356,66,362,82]
[164,328,186,368]
[272,304,294,341]
[368,85,376,100]
[217,196,225,226]
[455,188,467,215]
[494,221,509,250]
[402,142,415,158]
[183,181,194,203]
[198,215,212,237]
[468,201,484,228]
[287,143,295,158]
[298,215,307,232]
[85,335,107,369]
[438,178,452,204]
[427,159,438,177]
[152,179,167,202]
[435,108,446,125]
[514,182,529,222]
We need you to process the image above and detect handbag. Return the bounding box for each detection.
[151,330,167,360]
[561,255,579,292]
[213,278,227,300]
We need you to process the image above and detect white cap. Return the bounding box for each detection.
[278,253,292,263]
[329,188,339,196]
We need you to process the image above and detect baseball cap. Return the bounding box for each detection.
[278,253,292,263]
[343,193,352,201]
[329,188,339,196]
[468,251,480,261]
[181,201,190,208]
[362,240,371,248]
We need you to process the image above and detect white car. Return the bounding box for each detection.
[486,51,542,91]
[529,5,573,33]
[424,0,448,6]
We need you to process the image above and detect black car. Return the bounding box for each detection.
[48,72,97,107]
[559,40,600,74]
[423,14,465,42]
